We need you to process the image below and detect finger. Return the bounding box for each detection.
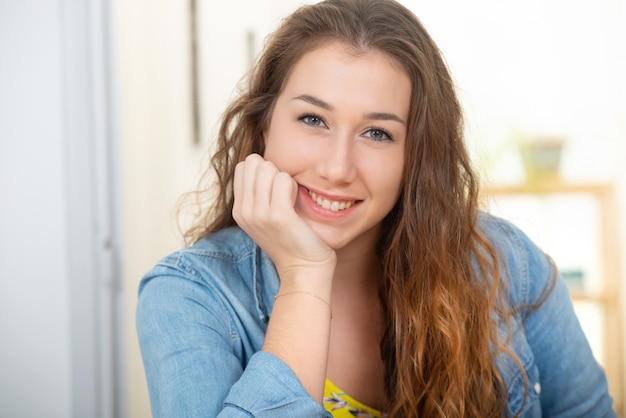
[232,159,249,224]
[239,154,264,216]
[234,154,262,221]
[270,172,298,214]
[253,160,280,216]
[233,160,245,205]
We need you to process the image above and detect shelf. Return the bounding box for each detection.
[483,181,613,196]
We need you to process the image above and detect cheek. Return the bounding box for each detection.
[264,133,318,174]
[361,152,405,199]
[374,169,404,215]
[379,170,404,205]
[391,164,405,195]
[264,139,300,173]
[263,124,291,169]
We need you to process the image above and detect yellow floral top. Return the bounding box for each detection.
[323,379,386,417]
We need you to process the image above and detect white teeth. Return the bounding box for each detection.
[308,190,355,212]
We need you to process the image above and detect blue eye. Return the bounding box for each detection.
[364,127,393,142]
[299,114,327,128]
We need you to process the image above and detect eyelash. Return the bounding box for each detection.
[363,126,394,142]
[298,113,326,128]
[297,113,394,142]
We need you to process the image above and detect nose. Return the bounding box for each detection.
[316,131,357,185]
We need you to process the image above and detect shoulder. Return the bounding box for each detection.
[138,227,279,317]
[477,213,555,413]
[140,227,254,284]
[477,211,537,255]
[476,211,555,308]
[180,226,259,264]
[477,213,616,417]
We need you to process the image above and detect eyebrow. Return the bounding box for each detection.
[292,94,406,125]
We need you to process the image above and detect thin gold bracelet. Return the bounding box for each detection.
[273,291,332,318]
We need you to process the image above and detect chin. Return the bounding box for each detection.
[308,223,353,250]
[323,237,353,251]
[318,233,354,251]
[309,221,381,253]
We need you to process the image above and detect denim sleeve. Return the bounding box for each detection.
[503,222,617,417]
[136,264,330,418]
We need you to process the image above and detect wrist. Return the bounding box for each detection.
[276,260,336,297]
[274,290,332,318]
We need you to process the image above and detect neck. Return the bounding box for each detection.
[332,228,382,293]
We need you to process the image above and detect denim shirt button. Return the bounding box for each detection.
[533,382,541,394]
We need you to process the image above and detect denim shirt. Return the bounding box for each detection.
[136,214,616,417]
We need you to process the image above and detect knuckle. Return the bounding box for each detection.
[245,153,262,163]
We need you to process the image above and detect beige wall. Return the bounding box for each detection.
[115,1,199,416]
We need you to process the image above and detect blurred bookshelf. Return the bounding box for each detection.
[482,181,623,416]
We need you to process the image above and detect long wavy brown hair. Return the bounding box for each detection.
[179,0,529,416]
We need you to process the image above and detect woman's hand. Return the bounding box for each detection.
[232,154,336,281]
[233,154,335,402]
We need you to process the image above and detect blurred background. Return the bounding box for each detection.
[1,0,624,417]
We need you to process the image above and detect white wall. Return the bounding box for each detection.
[0,0,122,417]
[0,2,72,416]
[402,0,626,185]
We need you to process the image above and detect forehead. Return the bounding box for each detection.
[289,40,407,81]
[281,41,411,113]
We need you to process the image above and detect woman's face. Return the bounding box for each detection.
[263,41,410,252]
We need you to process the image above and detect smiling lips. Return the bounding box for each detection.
[307,189,357,212]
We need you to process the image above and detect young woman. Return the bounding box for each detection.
[136,0,616,417]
